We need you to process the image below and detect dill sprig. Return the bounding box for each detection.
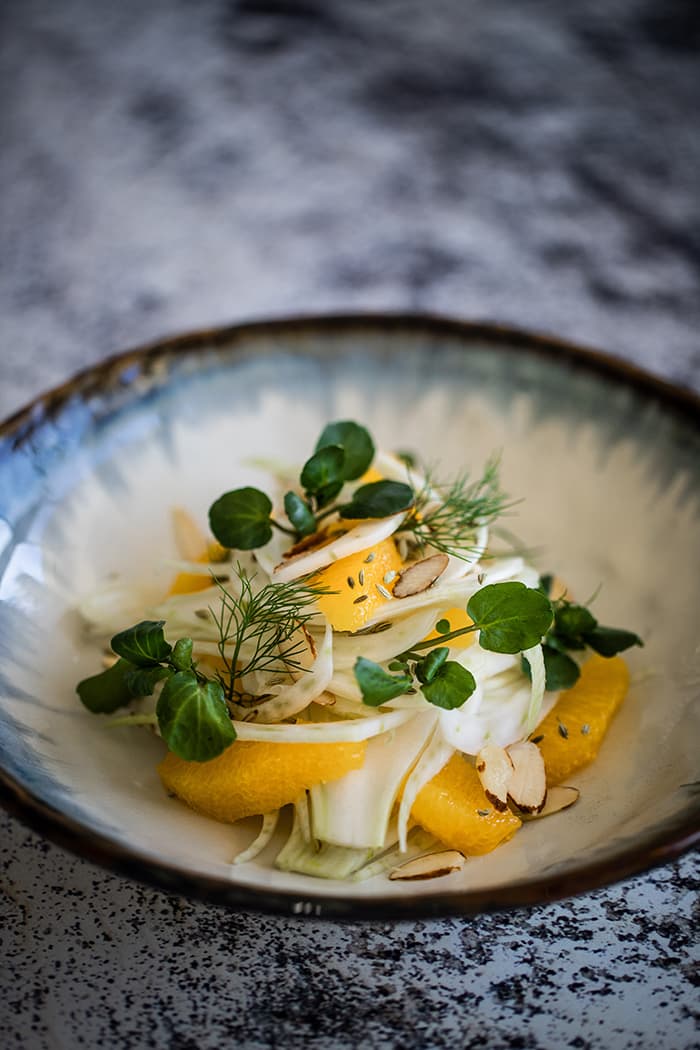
[209,566,331,702]
[402,455,511,559]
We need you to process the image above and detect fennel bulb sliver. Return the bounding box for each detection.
[309,712,437,849]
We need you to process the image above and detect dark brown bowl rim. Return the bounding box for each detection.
[0,312,698,920]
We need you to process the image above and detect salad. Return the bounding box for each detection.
[76,422,642,882]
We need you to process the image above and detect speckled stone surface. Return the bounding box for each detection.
[0,1,698,1047]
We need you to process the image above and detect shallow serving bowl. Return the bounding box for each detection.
[0,315,698,918]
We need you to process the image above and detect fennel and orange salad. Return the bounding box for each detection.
[76,422,642,882]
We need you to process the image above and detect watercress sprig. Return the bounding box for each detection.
[208,421,411,550]
[531,575,643,690]
[77,620,236,762]
[354,582,554,710]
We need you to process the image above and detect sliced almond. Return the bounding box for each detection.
[475,743,514,812]
[392,553,450,598]
[506,741,547,814]
[520,785,579,820]
[389,850,465,881]
[172,507,207,561]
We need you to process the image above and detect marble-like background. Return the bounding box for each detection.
[1,1,698,1048]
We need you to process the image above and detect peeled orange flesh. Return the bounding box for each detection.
[158,740,366,824]
[535,654,630,785]
[410,753,522,855]
[314,537,403,632]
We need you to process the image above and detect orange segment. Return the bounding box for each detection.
[535,655,630,785]
[411,753,521,855]
[158,740,366,824]
[168,542,226,596]
[315,537,403,631]
[422,606,475,646]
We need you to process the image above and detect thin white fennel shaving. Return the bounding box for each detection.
[253,622,333,723]
[309,711,438,849]
[232,811,280,866]
[397,728,455,852]
[232,708,416,743]
[522,643,546,735]
[272,512,406,583]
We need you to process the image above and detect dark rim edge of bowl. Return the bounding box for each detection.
[0,311,698,920]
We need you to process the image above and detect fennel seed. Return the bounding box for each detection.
[376,584,393,600]
[358,569,365,586]
[364,552,376,563]
[353,594,368,604]
[347,576,355,589]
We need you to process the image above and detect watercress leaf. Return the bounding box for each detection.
[156,672,236,762]
[339,480,414,520]
[421,661,476,710]
[300,445,345,503]
[171,638,194,672]
[354,656,412,707]
[415,647,449,685]
[111,620,172,667]
[467,582,553,654]
[554,603,597,642]
[523,646,581,691]
[312,479,345,509]
[538,574,554,596]
[209,487,273,550]
[435,619,451,635]
[124,664,172,697]
[584,625,644,657]
[315,421,375,480]
[283,491,317,537]
[77,658,137,714]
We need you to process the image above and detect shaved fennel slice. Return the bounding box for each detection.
[522,643,546,735]
[272,512,406,583]
[232,708,416,743]
[232,811,279,866]
[372,450,430,490]
[275,806,378,879]
[397,730,455,852]
[437,523,490,579]
[330,609,437,671]
[294,793,313,844]
[350,829,440,882]
[78,580,163,638]
[309,712,438,849]
[253,623,333,723]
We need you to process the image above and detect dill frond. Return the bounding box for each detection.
[208,566,331,702]
[403,455,512,559]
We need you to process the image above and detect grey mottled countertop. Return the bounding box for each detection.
[1,1,698,1048]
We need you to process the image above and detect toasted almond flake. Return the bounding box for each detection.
[389,850,465,881]
[172,507,207,561]
[506,741,547,814]
[521,785,580,820]
[392,553,450,599]
[475,743,514,812]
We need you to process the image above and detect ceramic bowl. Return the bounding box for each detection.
[1,315,698,918]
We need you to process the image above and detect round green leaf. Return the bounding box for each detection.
[111,620,172,667]
[554,603,597,642]
[76,658,137,714]
[209,487,273,550]
[315,421,375,480]
[584,625,643,657]
[339,480,414,520]
[354,656,412,707]
[300,445,345,504]
[171,637,194,672]
[421,662,476,710]
[156,672,237,761]
[284,491,317,537]
[415,647,449,685]
[467,582,553,654]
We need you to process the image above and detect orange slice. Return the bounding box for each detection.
[158,740,366,823]
[535,654,630,785]
[411,753,521,855]
[315,537,403,632]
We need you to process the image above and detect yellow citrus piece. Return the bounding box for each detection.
[315,537,403,631]
[158,740,366,824]
[359,466,384,484]
[167,541,226,596]
[422,606,475,645]
[411,753,521,855]
[536,654,630,786]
